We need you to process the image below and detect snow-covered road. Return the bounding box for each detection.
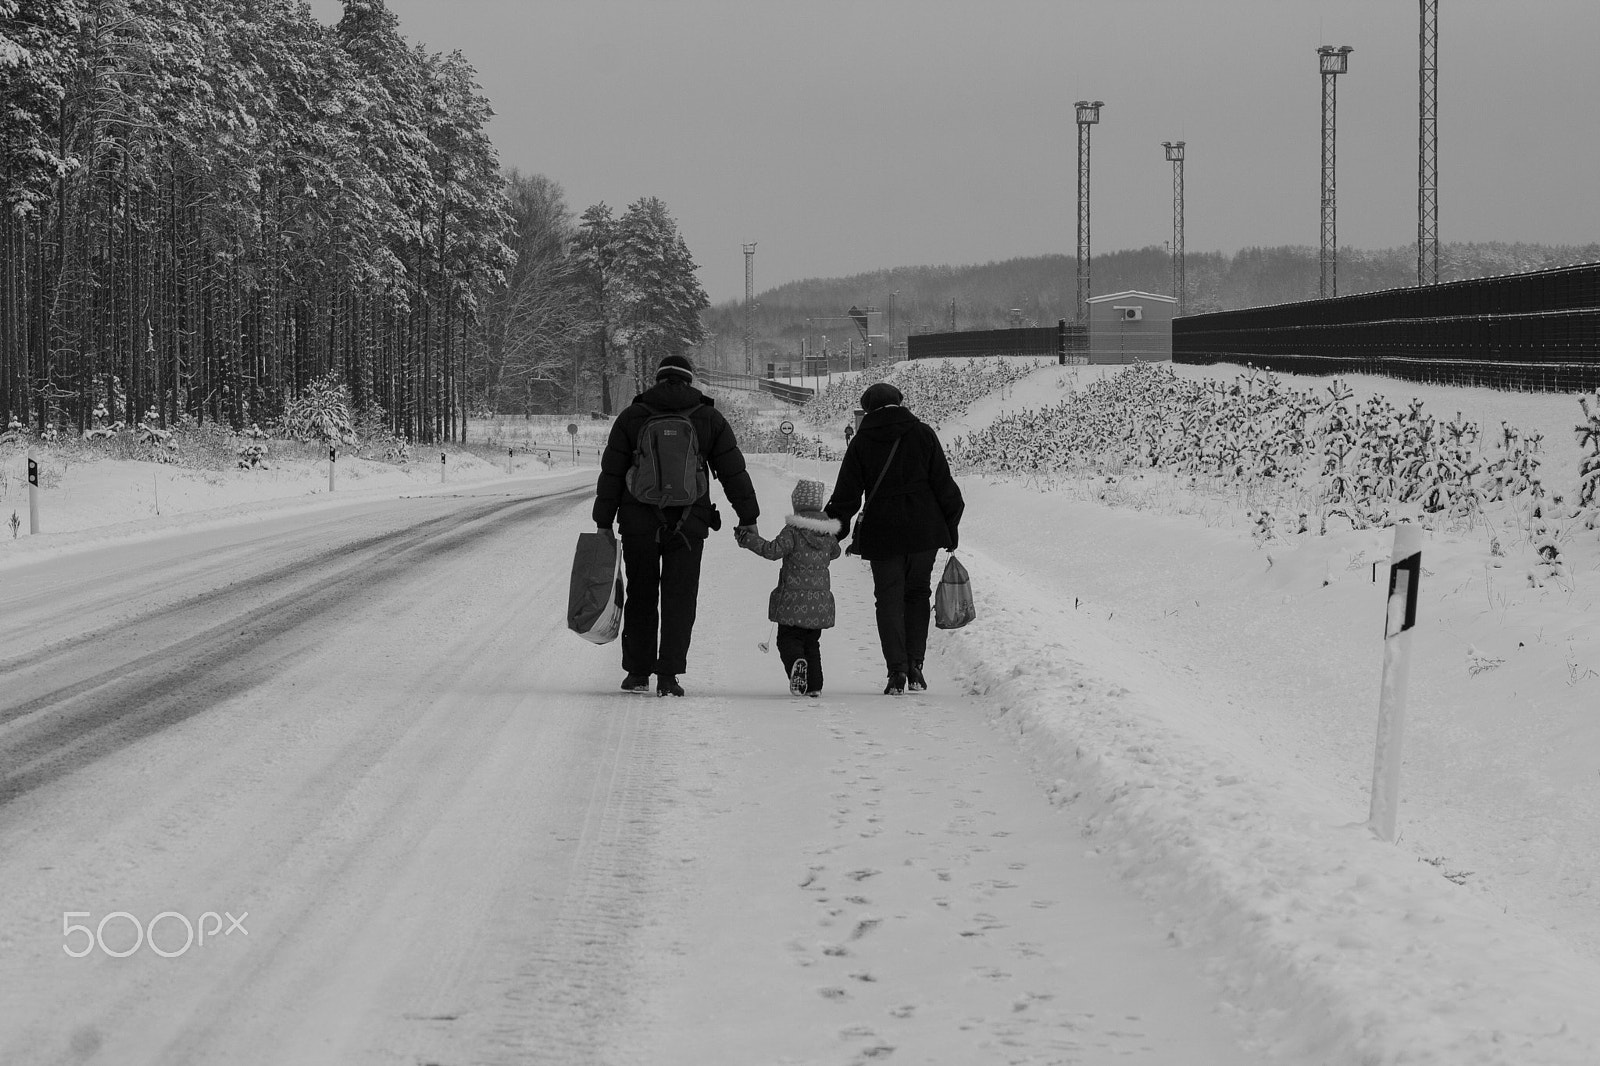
[1,469,1267,1064]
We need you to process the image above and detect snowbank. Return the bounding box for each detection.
[937,536,1600,1064]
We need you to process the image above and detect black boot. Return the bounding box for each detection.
[884,670,907,696]
[657,674,685,698]
[620,673,652,694]
[907,663,927,692]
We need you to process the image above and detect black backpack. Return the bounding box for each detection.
[626,402,709,509]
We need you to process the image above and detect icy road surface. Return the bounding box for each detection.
[0,472,1266,1065]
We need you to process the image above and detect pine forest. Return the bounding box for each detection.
[0,0,710,437]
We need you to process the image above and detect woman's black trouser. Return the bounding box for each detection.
[868,548,937,674]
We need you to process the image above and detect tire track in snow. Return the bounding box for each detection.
[470,697,676,1065]
[0,487,586,808]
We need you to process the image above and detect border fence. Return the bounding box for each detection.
[907,321,1083,362]
[1174,261,1600,391]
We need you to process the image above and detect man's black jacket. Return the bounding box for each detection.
[593,379,760,540]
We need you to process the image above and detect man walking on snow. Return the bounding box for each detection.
[594,354,760,697]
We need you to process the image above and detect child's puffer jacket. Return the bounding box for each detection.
[746,511,843,628]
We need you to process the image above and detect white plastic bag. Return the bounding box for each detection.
[934,553,975,630]
[567,531,624,644]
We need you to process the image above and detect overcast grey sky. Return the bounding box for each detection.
[306,0,1600,305]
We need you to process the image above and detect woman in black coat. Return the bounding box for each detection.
[824,382,964,695]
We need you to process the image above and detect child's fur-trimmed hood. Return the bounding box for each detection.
[786,511,844,536]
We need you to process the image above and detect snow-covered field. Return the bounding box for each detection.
[5,363,1600,1064]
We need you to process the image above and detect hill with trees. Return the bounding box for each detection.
[699,241,1600,373]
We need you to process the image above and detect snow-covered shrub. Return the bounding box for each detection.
[279,373,357,445]
[713,392,792,454]
[1576,392,1600,530]
[136,422,179,463]
[950,362,1577,551]
[352,402,410,463]
[236,424,270,469]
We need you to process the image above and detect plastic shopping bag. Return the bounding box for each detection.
[567,531,624,644]
[934,553,976,630]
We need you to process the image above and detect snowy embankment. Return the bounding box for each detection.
[943,523,1600,1065]
[933,361,1600,1064]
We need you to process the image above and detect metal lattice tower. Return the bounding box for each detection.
[1318,46,1352,299]
[742,242,756,374]
[1417,1,1439,286]
[1075,100,1103,323]
[1163,141,1186,315]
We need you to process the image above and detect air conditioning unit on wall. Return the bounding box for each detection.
[1114,306,1143,321]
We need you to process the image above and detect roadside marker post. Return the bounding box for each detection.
[779,419,795,475]
[1368,521,1421,842]
[440,451,446,483]
[27,453,40,533]
[328,446,336,492]
[507,447,514,475]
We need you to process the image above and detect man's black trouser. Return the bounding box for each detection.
[868,548,938,674]
[620,531,704,676]
[776,624,823,692]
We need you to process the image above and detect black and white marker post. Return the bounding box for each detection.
[328,446,336,492]
[779,419,795,474]
[1368,521,1421,842]
[440,451,446,483]
[27,452,40,533]
[507,447,514,475]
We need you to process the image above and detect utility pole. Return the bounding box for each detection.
[1163,141,1186,315]
[1075,100,1103,324]
[1318,46,1353,298]
[1417,1,1439,286]
[742,242,757,375]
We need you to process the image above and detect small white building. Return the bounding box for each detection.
[1085,290,1176,364]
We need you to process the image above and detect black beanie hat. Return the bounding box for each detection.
[657,354,695,383]
[860,382,903,412]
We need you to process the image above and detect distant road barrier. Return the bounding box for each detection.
[757,379,814,405]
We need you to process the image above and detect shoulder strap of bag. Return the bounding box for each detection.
[860,438,901,514]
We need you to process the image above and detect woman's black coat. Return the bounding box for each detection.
[825,405,963,560]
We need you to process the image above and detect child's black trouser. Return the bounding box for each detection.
[776,624,823,692]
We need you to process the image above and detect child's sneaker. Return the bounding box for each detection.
[788,659,809,696]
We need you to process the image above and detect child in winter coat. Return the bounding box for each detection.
[736,478,843,696]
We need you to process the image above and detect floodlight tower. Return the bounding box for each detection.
[742,242,756,375]
[1317,46,1353,298]
[1075,100,1103,324]
[1163,141,1186,315]
[1417,1,1439,286]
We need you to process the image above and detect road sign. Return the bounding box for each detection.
[567,423,578,436]
[779,420,795,436]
